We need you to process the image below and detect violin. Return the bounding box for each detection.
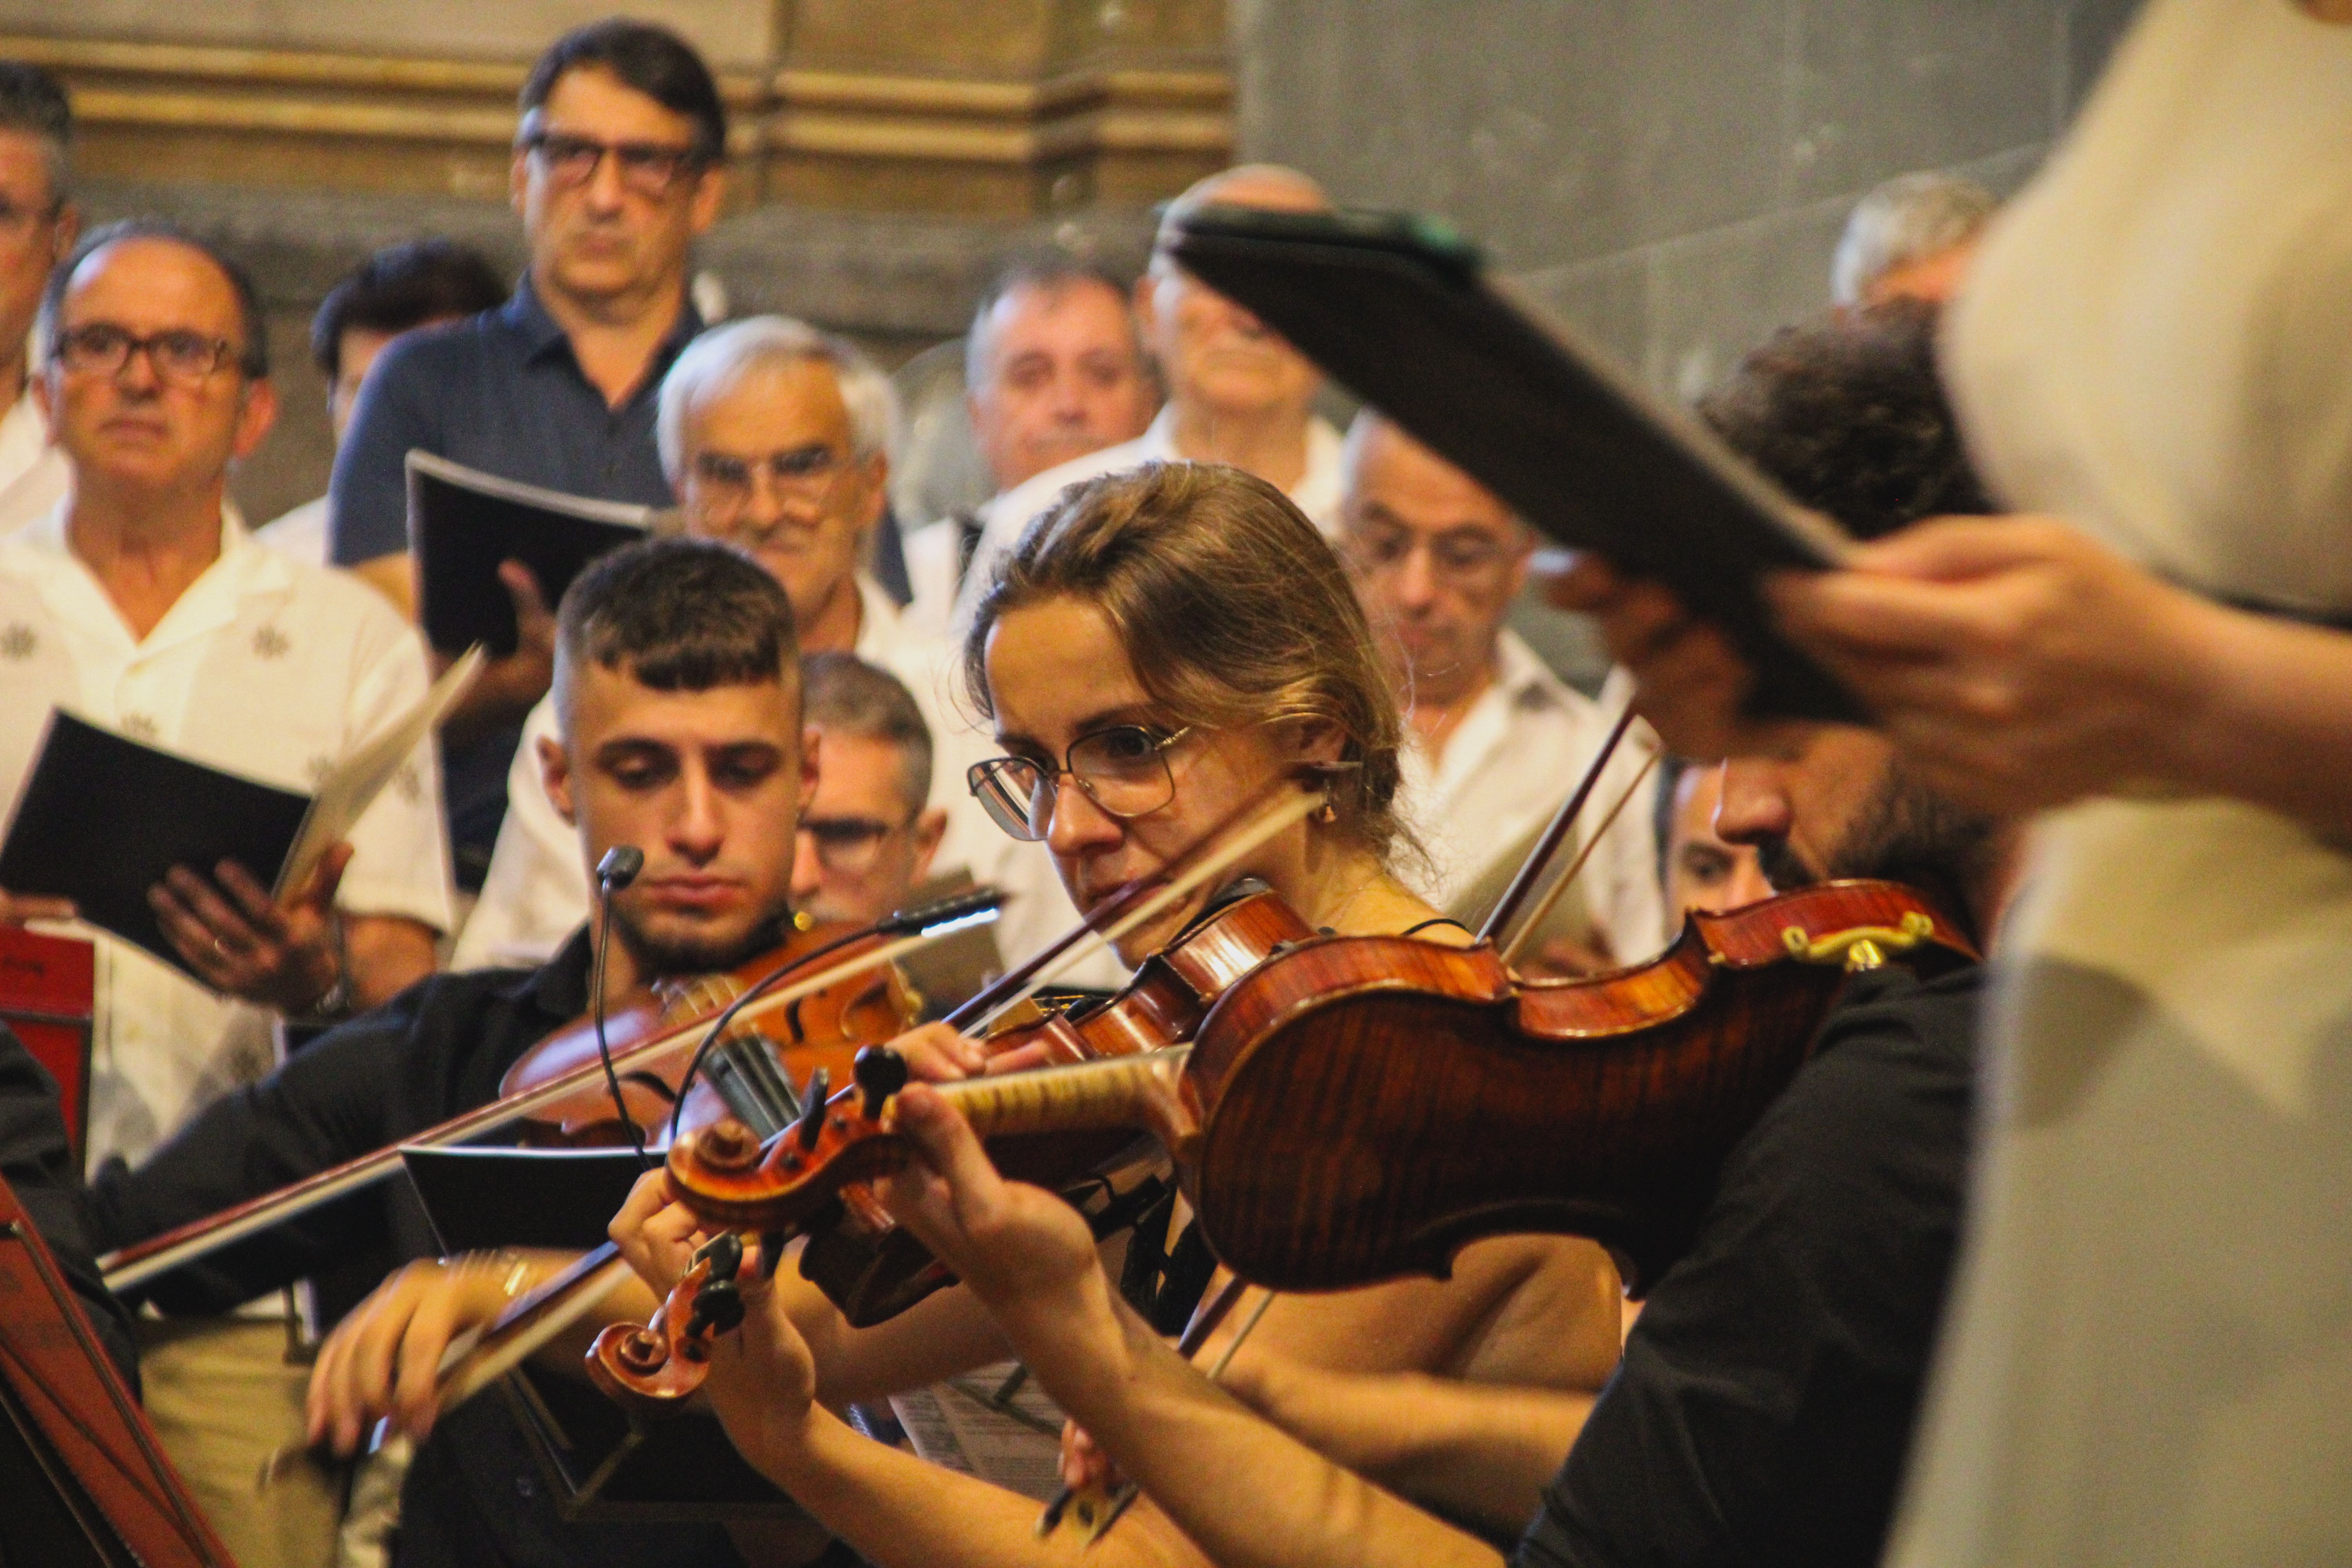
[98,910,935,1296]
[607,880,1973,1405]
[587,884,1315,1411]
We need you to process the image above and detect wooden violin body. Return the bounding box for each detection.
[497,919,919,1148]
[764,888,1314,1326]
[99,919,920,1296]
[1180,879,1975,1294]
[598,881,1972,1414]
[592,889,1315,1409]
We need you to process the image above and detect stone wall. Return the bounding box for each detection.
[1234,0,2145,401]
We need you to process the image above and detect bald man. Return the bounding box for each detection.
[954,163,1345,623]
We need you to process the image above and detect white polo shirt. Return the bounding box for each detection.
[452,574,1112,986]
[0,390,67,536]
[924,405,1346,637]
[0,501,455,1171]
[1396,636,1668,965]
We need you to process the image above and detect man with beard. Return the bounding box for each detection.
[87,538,817,1568]
[768,300,2017,1568]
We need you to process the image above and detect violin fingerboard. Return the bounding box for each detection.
[943,1049,1192,1140]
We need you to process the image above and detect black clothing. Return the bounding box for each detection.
[1514,963,1982,1568]
[87,934,744,1568]
[0,1025,138,1384]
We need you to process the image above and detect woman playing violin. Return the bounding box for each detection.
[610,461,1627,1558]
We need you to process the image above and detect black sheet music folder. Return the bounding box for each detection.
[0,711,311,982]
[1167,205,1865,722]
[407,451,654,658]
[399,1142,812,1523]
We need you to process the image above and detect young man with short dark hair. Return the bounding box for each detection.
[91,537,818,1568]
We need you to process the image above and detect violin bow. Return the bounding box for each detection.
[944,773,1325,1037]
[1475,699,1640,950]
[1497,749,1661,970]
[100,910,997,1296]
[1037,1280,1282,1545]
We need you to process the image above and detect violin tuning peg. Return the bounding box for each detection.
[694,1231,744,1283]
[794,1068,831,1151]
[686,1277,745,1339]
[854,1046,909,1120]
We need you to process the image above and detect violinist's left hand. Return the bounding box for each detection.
[878,1085,1109,1332]
[1767,517,2214,813]
[610,1167,702,1298]
[884,1021,990,1083]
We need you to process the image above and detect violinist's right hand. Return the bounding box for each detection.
[305,1249,554,1455]
[0,884,76,924]
[1536,551,1762,762]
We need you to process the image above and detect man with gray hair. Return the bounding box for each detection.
[0,61,80,532]
[455,315,1098,984]
[950,163,1346,627]
[1831,171,1996,309]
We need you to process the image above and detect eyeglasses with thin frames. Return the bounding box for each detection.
[799,814,911,876]
[967,724,1196,842]
[690,447,853,535]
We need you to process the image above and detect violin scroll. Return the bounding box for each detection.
[586,1233,747,1416]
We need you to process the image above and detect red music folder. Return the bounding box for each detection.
[0,926,94,1163]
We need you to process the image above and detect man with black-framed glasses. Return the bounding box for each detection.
[0,61,80,534]
[327,18,726,892]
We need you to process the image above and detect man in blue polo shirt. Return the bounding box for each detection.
[328,18,723,884]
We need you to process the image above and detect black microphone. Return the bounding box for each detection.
[592,846,649,1169]
[597,846,645,891]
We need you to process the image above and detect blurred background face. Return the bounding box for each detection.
[789,725,945,926]
[677,356,884,628]
[1663,764,1771,918]
[41,237,273,495]
[512,65,720,309]
[1139,169,1329,424]
[967,276,1156,492]
[1338,419,1531,706]
[326,326,398,443]
[1140,263,1321,423]
[0,128,68,354]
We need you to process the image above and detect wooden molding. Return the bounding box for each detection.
[7,31,1230,214]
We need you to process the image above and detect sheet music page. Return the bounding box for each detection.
[888,1360,1067,1501]
[277,646,484,897]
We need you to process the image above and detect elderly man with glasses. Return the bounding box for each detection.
[454,315,1100,986]
[1337,412,1667,971]
[0,221,452,1568]
[326,18,727,890]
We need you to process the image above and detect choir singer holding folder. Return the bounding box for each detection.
[0,221,454,1568]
